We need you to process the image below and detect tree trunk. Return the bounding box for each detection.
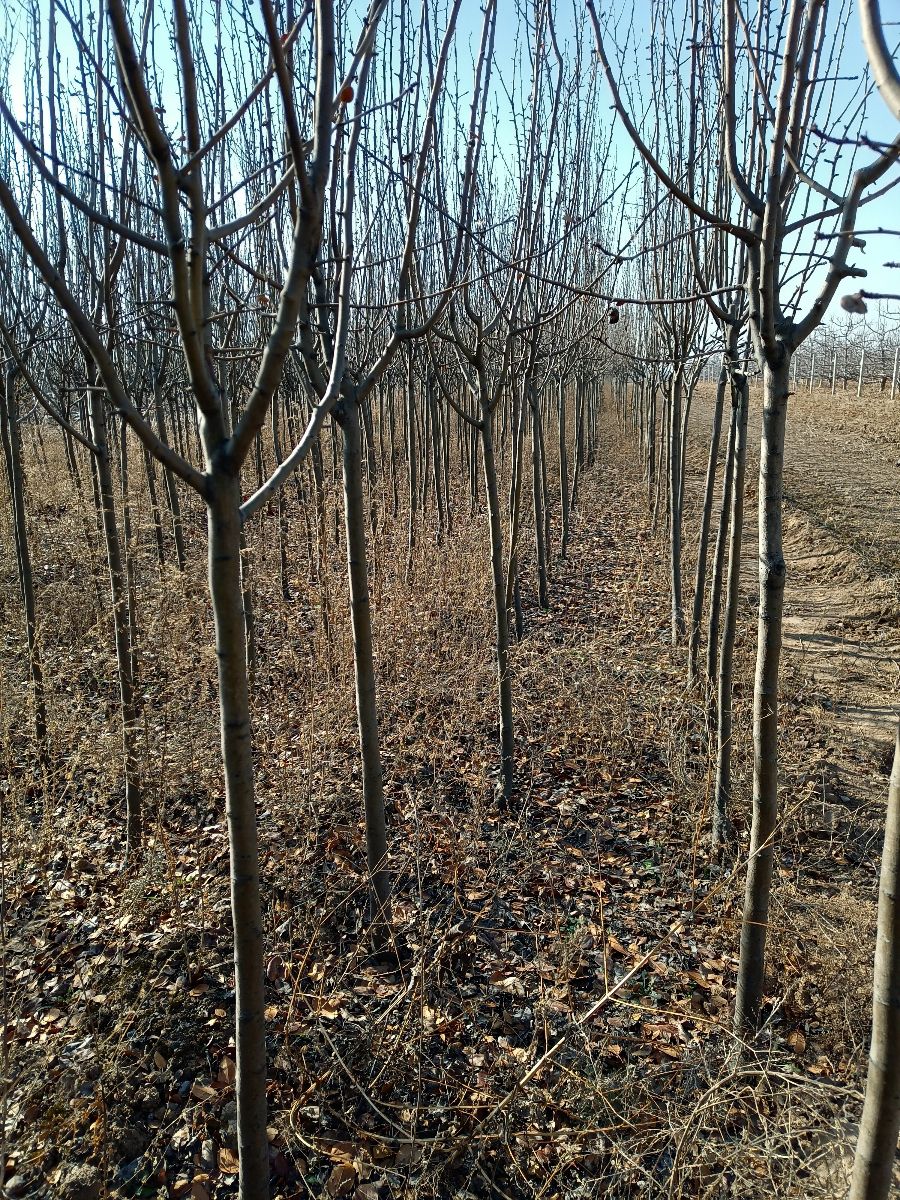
[645,382,657,507]
[387,390,399,520]
[63,424,103,607]
[88,389,142,854]
[571,376,584,512]
[850,723,900,1200]
[712,371,749,851]
[735,351,791,1032]
[119,422,139,642]
[470,421,479,515]
[143,443,167,570]
[406,355,417,575]
[428,376,445,542]
[558,377,570,559]
[539,395,551,578]
[678,380,693,524]
[705,390,738,695]
[587,380,598,467]
[688,364,726,684]
[205,468,269,1200]
[229,385,257,686]
[506,383,526,641]
[310,437,331,643]
[652,390,667,534]
[481,404,514,807]
[0,368,48,757]
[339,398,390,922]
[153,378,186,571]
[669,371,685,644]
[271,399,291,603]
[529,381,548,610]
[420,377,430,516]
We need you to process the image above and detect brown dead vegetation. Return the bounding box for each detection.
[1,398,898,1198]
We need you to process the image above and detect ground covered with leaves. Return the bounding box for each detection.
[1,410,895,1198]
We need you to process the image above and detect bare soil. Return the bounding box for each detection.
[690,380,899,764]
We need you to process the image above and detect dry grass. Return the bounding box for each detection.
[0,407,892,1197]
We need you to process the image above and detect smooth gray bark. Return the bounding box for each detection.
[705,392,737,694]
[206,467,269,1200]
[153,376,186,571]
[713,371,749,851]
[506,383,526,642]
[558,377,570,559]
[143,443,167,569]
[688,365,727,684]
[0,368,48,756]
[850,722,900,1200]
[571,376,584,512]
[481,403,514,806]
[119,422,138,642]
[668,372,686,643]
[529,381,548,610]
[88,389,142,853]
[735,352,791,1032]
[339,398,390,921]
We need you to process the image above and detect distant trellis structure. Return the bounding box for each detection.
[784,305,900,399]
[695,331,900,398]
[790,339,900,399]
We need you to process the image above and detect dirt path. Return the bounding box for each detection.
[690,385,900,761]
[780,508,898,745]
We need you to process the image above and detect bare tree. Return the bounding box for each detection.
[850,723,900,1200]
[0,2,391,1192]
[588,0,900,1033]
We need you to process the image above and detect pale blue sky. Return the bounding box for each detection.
[3,0,899,322]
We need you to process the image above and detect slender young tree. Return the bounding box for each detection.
[589,0,900,1033]
[850,723,900,1200]
[0,2,390,1193]
[243,0,472,917]
[0,286,55,763]
[848,12,900,1193]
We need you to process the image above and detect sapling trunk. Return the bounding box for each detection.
[480,403,514,807]
[705,391,738,697]
[668,370,686,644]
[339,398,391,923]
[646,383,656,507]
[119,422,138,641]
[153,378,186,571]
[506,383,526,641]
[713,371,749,851]
[270,400,291,602]
[0,368,48,757]
[428,377,445,540]
[143,443,167,569]
[688,365,727,685]
[538,395,551,580]
[206,469,269,1200]
[405,354,418,576]
[529,380,548,610]
[571,376,584,512]
[678,379,693,524]
[88,389,142,854]
[850,722,900,1200]
[735,352,791,1032]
